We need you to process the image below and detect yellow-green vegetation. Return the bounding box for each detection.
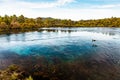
[0,56,119,80]
[0,15,120,32]
[0,65,33,80]
[25,76,33,80]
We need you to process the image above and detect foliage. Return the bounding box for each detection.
[0,15,120,33]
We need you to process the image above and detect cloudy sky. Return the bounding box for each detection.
[0,0,120,20]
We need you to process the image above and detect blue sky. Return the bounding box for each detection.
[0,0,120,20]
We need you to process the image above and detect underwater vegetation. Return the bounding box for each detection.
[0,65,33,80]
[0,54,119,80]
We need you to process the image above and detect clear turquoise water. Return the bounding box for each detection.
[0,27,120,69]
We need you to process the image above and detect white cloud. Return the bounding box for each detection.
[33,8,120,20]
[92,4,120,9]
[0,0,120,20]
[0,0,75,8]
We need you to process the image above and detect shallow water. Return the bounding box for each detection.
[0,27,120,80]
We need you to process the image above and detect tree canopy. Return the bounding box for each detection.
[0,15,120,32]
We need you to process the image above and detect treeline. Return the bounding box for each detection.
[0,15,120,31]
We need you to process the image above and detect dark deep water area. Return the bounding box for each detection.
[0,27,120,80]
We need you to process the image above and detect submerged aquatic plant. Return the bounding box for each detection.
[0,53,120,80]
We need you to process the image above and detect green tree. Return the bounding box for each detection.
[0,22,7,29]
[18,15,25,23]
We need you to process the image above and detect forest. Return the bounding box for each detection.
[0,15,120,32]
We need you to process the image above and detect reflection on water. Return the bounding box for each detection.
[0,27,120,80]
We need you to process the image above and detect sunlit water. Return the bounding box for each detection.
[0,27,120,79]
[0,28,120,61]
